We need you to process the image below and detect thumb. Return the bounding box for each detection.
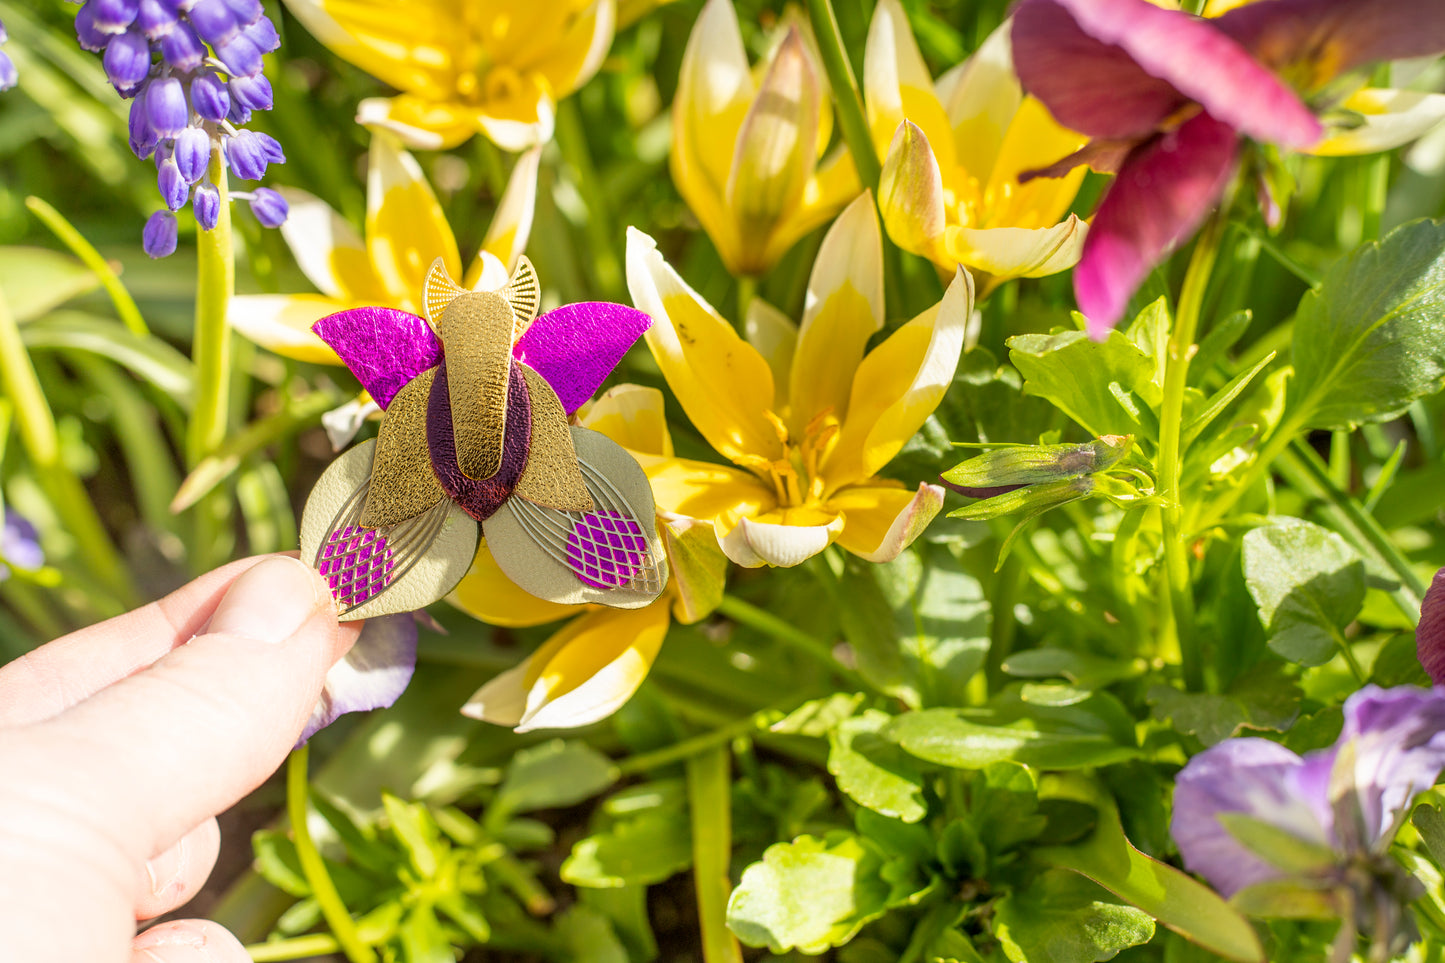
[17,555,355,861]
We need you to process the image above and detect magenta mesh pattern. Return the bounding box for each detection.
[319,525,395,607]
[565,511,647,589]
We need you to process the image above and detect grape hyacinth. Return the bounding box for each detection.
[0,17,16,92]
[68,0,290,257]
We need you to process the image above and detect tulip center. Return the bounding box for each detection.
[749,408,840,509]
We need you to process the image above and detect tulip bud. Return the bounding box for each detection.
[942,435,1133,497]
[879,120,947,259]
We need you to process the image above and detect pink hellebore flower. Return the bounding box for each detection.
[1012,0,1445,336]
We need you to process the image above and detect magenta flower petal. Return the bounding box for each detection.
[312,307,443,410]
[1171,738,1328,897]
[1075,112,1238,336]
[1218,0,1445,87]
[1017,0,1321,148]
[513,302,652,414]
[1418,569,1445,684]
[1013,0,1189,140]
[299,612,418,744]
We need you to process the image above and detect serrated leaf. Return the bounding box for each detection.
[828,710,928,822]
[1242,519,1365,666]
[994,869,1155,963]
[1009,329,1161,439]
[1288,218,1445,429]
[1147,662,1301,745]
[0,246,101,322]
[727,832,895,954]
[494,739,618,816]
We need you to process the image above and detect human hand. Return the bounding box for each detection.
[0,555,362,963]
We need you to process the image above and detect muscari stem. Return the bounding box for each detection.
[688,745,744,963]
[0,288,136,610]
[186,151,236,572]
[285,746,376,963]
[1156,210,1229,692]
[806,0,882,192]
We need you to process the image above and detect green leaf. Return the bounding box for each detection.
[252,829,311,897]
[770,692,865,736]
[883,706,1139,771]
[1183,352,1277,448]
[1147,662,1302,745]
[562,807,692,888]
[1413,804,1445,868]
[1288,218,1445,429]
[1002,648,1145,690]
[893,547,991,707]
[398,904,454,963]
[553,905,631,963]
[22,311,193,404]
[828,710,928,823]
[0,246,100,323]
[493,740,618,817]
[1036,775,1264,963]
[1242,519,1365,666]
[382,793,443,879]
[993,869,1155,963]
[727,832,896,954]
[1009,329,1161,438]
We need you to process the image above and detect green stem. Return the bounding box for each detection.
[246,934,346,961]
[1279,439,1426,617]
[687,745,743,963]
[1329,622,1369,685]
[1156,213,1228,691]
[285,747,376,963]
[187,151,236,572]
[715,593,873,693]
[0,288,135,609]
[806,0,881,191]
[616,703,782,775]
[25,197,148,336]
[736,275,756,327]
[554,100,623,299]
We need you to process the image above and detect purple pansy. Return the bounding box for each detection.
[1013,0,1445,336]
[301,611,418,744]
[0,509,44,581]
[1173,684,1445,898]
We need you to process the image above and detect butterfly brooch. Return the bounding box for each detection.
[299,257,669,620]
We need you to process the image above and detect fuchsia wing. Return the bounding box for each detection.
[312,306,442,409]
[513,302,653,414]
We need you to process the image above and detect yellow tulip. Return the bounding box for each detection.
[452,386,729,731]
[626,192,972,570]
[865,0,1088,286]
[230,132,539,364]
[282,0,615,150]
[670,0,858,277]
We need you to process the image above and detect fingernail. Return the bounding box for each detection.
[207,556,325,644]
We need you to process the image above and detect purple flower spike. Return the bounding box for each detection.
[190,72,230,122]
[75,4,110,51]
[91,0,141,35]
[157,156,189,211]
[1418,569,1445,683]
[102,27,151,93]
[215,33,261,78]
[227,98,252,125]
[143,210,178,258]
[158,19,206,71]
[513,302,654,414]
[229,73,272,111]
[248,187,288,227]
[136,0,178,39]
[0,51,14,93]
[145,75,188,138]
[186,0,238,47]
[193,181,220,230]
[174,125,211,182]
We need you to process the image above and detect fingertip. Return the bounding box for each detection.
[132,920,251,963]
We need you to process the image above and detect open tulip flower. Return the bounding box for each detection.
[231,132,539,369]
[1013,0,1445,335]
[281,0,613,150]
[626,192,972,569]
[671,0,857,277]
[450,385,730,732]
[865,0,1089,289]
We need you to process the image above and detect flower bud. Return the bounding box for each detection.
[222,0,263,27]
[227,98,251,125]
[90,0,141,34]
[128,86,160,158]
[174,126,211,182]
[242,16,279,53]
[192,182,220,230]
[186,0,238,46]
[102,27,151,94]
[943,436,1134,495]
[229,72,272,111]
[248,187,288,227]
[157,156,189,211]
[225,128,270,180]
[190,71,230,122]
[136,0,178,39]
[145,75,187,138]
[158,19,205,70]
[75,4,110,51]
[143,210,178,258]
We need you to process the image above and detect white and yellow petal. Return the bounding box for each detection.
[744,298,798,406]
[577,383,675,458]
[1309,88,1445,157]
[229,293,351,364]
[478,145,542,276]
[276,188,385,302]
[944,216,1087,280]
[878,120,949,262]
[523,0,616,99]
[626,228,785,464]
[788,192,884,434]
[830,482,944,563]
[282,0,459,96]
[639,454,777,529]
[365,132,462,308]
[462,599,672,731]
[863,0,953,170]
[717,509,843,568]
[356,96,477,151]
[936,20,1021,183]
[823,268,972,491]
